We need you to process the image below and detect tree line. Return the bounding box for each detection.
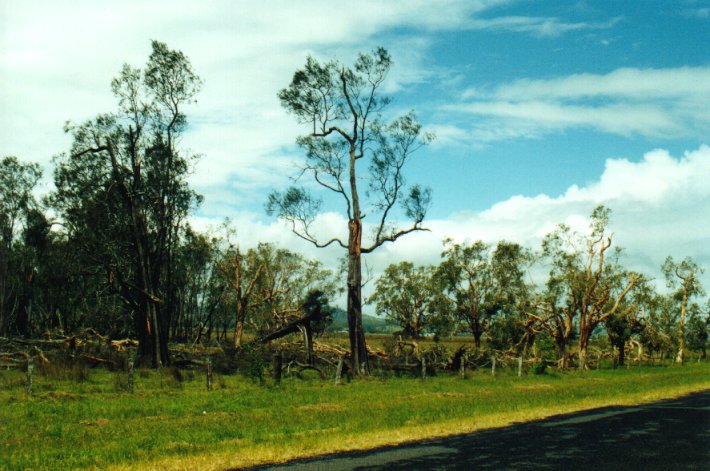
[1,42,707,371]
[371,206,708,368]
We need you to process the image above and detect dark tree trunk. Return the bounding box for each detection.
[347,219,368,375]
[472,331,482,351]
[618,342,625,366]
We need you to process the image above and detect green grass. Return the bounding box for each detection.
[1,362,708,470]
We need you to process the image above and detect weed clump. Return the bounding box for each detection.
[161,366,184,389]
[38,356,90,383]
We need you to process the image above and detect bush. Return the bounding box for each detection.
[239,343,267,384]
[533,361,547,375]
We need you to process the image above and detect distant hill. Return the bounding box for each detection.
[326,307,398,334]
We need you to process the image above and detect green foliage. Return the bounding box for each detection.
[48,41,203,363]
[0,156,43,336]
[369,261,450,339]
[302,289,333,336]
[533,361,548,375]
[438,239,529,347]
[662,256,705,297]
[534,206,645,368]
[637,292,678,357]
[685,304,708,356]
[239,343,268,383]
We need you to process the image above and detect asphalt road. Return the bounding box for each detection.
[250,389,710,470]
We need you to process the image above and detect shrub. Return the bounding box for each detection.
[533,361,547,375]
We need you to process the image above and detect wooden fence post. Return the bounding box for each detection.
[334,358,343,386]
[206,356,213,391]
[26,358,34,396]
[517,357,523,377]
[421,355,426,383]
[127,349,135,393]
[459,355,465,379]
[491,355,496,376]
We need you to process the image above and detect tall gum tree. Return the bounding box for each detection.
[52,41,202,367]
[662,256,705,364]
[267,48,432,374]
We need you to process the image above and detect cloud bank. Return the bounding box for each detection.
[194,145,710,308]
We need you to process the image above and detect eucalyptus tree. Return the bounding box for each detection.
[369,261,446,340]
[0,156,42,336]
[215,242,337,348]
[539,206,644,369]
[170,227,220,341]
[525,275,578,368]
[662,256,705,364]
[267,48,432,374]
[438,239,529,350]
[637,291,678,361]
[215,244,266,349]
[251,246,337,336]
[51,41,202,366]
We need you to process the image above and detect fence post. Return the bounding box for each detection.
[459,355,466,379]
[206,356,213,391]
[26,358,34,396]
[334,358,343,386]
[421,355,426,383]
[127,348,135,393]
[517,356,523,377]
[491,355,496,376]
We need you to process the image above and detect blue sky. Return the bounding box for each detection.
[2,0,710,299]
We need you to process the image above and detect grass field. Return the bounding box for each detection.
[1,361,708,470]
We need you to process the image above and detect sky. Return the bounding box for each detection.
[2,0,710,307]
